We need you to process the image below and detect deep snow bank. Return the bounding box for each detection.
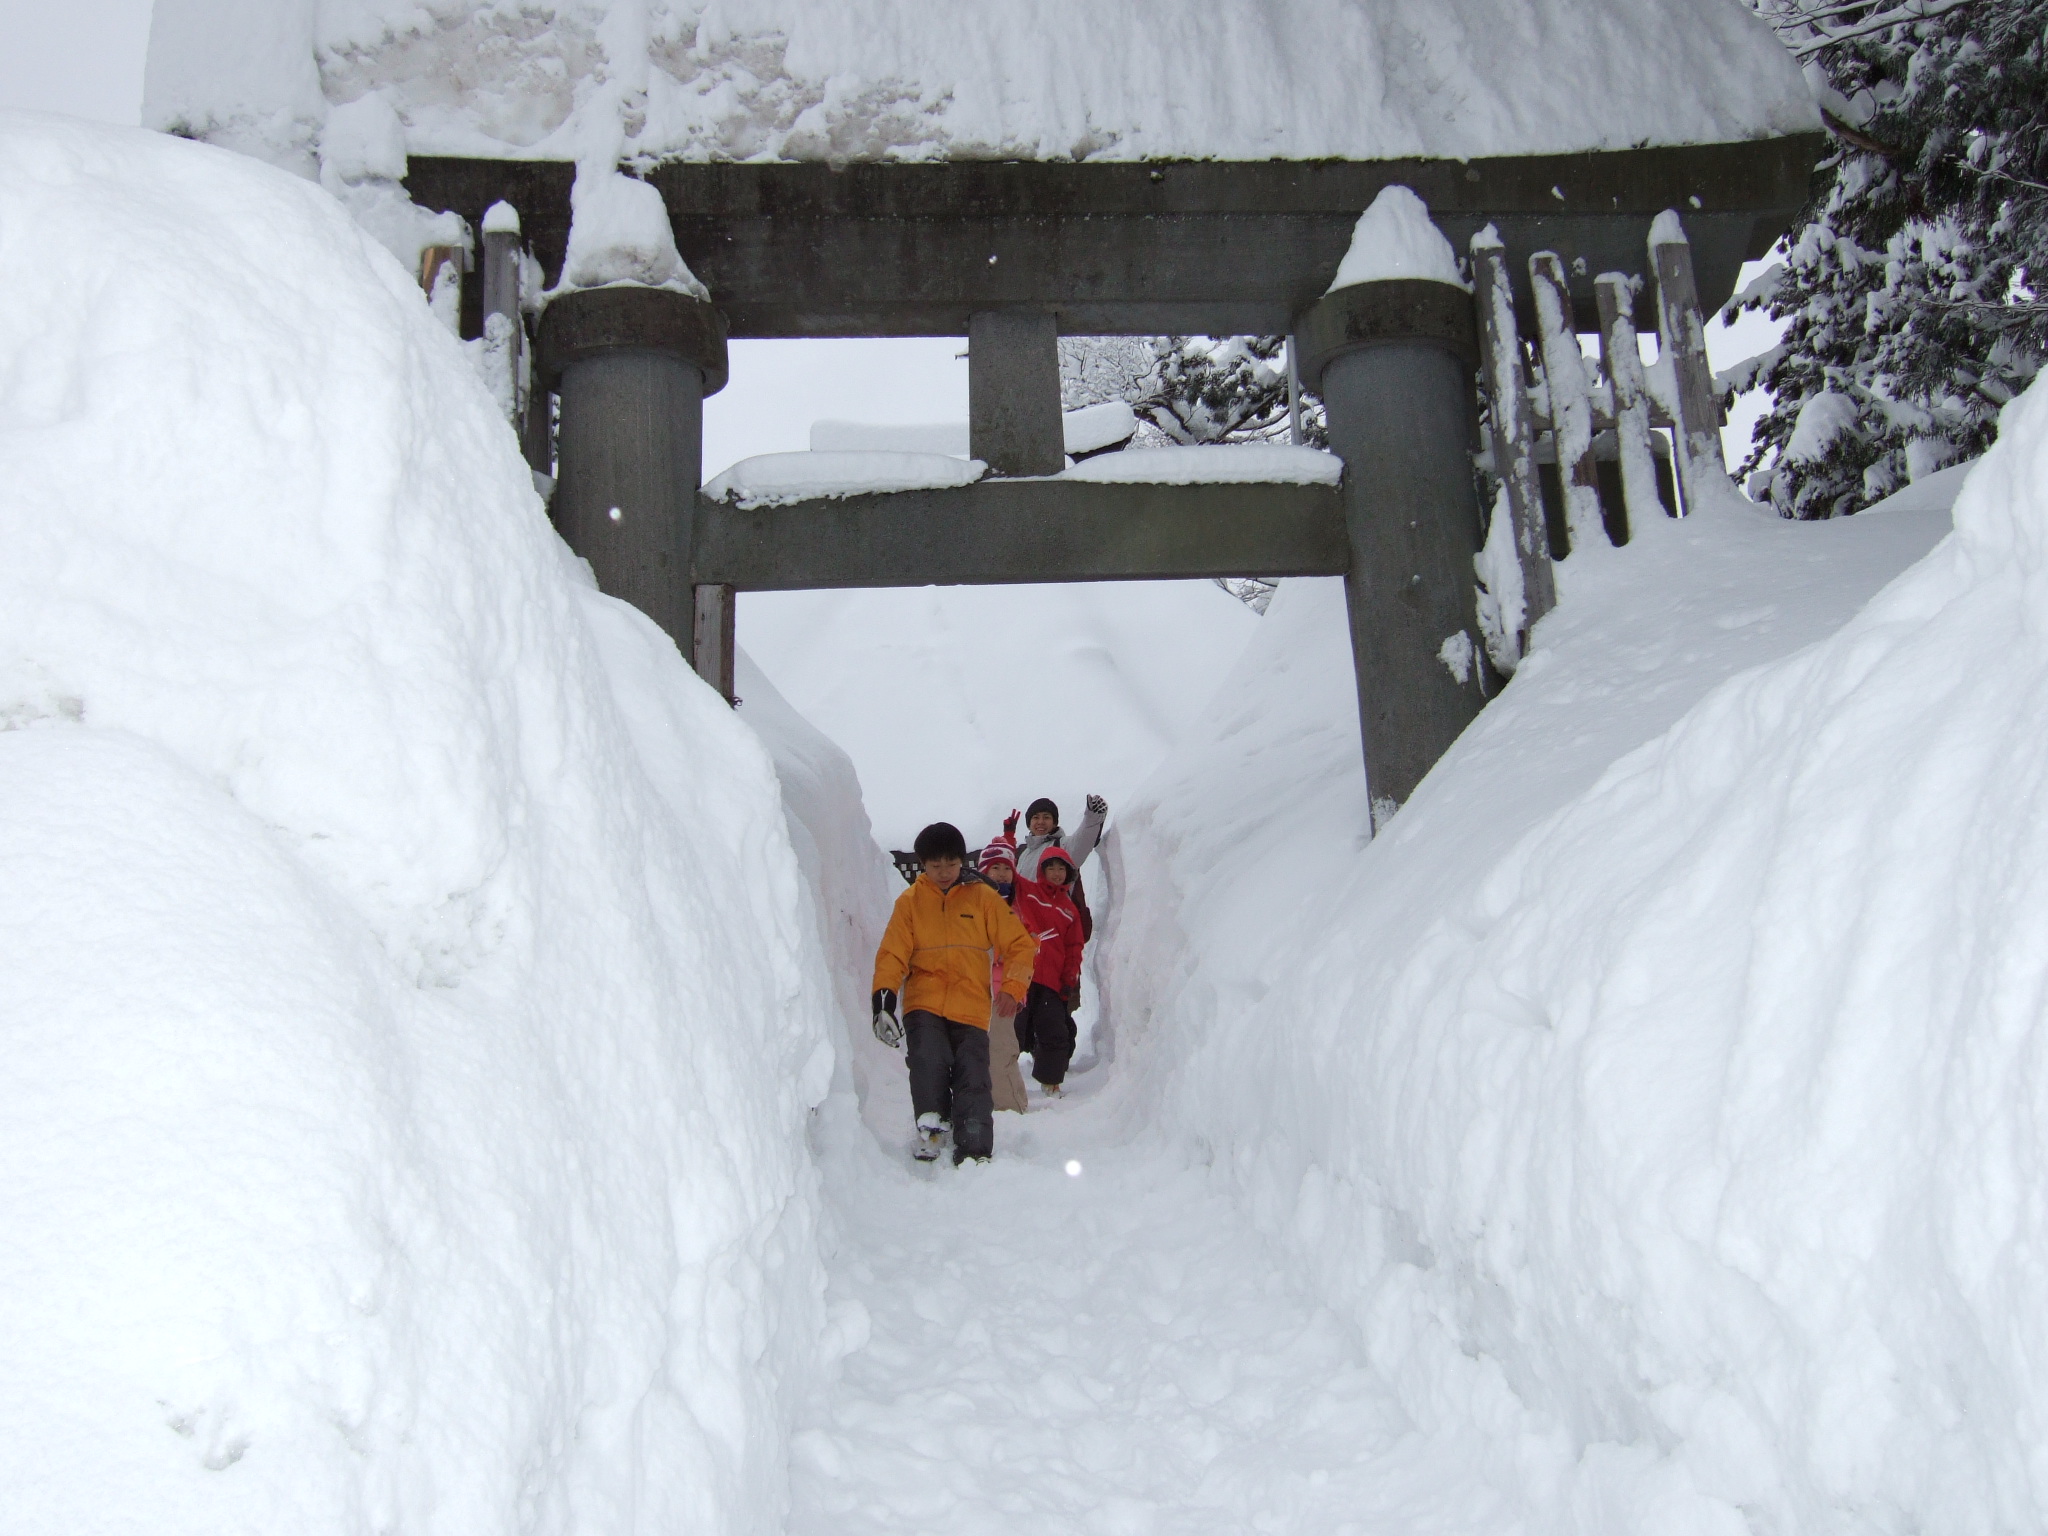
[1105,438,2044,1528]
[0,113,833,1533]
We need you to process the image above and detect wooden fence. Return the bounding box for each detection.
[1470,213,1726,659]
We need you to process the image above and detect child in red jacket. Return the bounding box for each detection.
[1014,845,1085,1095]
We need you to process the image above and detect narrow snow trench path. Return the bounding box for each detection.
[793,1074,1510,1535]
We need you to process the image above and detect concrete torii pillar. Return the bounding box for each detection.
[1294,278,1489,829]
[537,285,728,661]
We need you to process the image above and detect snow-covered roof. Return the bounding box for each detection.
[146,0,1818,173]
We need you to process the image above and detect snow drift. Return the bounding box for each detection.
[146,0,1817,172]
[739,580,1258,850]
[1107,414,2047,1530]
[0,112,834,1534]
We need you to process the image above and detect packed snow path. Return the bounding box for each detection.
[795,1074,1510,1535]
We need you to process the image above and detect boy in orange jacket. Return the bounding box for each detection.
[871,822,1038,1163]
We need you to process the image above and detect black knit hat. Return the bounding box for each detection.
[913,822,968,861]
[1026,797,1059,823]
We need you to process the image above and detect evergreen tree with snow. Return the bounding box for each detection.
[1059,335,1321,611]
[1058,335,1322,448]
[1733,0,2044,517]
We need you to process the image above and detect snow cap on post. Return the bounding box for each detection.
[1327,186,1469,295]
[481,200,521,236]
[319,92,407,185]
[555,162,707,299]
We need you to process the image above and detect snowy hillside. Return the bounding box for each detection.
[739,581,1259,851]
[0,113,835,1534]
[144,0,1816,174]
[1103,406,2048,1529]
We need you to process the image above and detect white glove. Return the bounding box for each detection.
[1086,794,1108,817]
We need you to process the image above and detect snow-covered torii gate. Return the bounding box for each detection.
[390,5,1822,821]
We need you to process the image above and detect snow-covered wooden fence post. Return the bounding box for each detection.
[1593,272,1664,536]
[1649,212,1724,509]
[1295,187,1489,830]
[479,202,525,428]
[693,584,736,704]
[419,242,467,334]
[1471,228,1555,666]
[1528,252,1608,553]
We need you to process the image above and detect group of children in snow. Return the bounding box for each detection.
[870,795,1106,1164]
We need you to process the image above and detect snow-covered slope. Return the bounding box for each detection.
[1105,434,2047,1529]
[739,581,1259,851]
[0,112,833,1535]
[146,0,1816,174]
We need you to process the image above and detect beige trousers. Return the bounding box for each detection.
[988,1008,1031,1112]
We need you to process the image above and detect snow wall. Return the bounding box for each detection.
[1104,391,2048,1530]
[144,0,1816,174]
[0,113,838,1534]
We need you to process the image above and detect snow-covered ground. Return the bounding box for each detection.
[749,429,2043,1534]
[0,112,835,1534]
[9,71,2045,1536]
[730,406,2036,1533]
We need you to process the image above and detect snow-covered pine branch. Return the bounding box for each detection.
[1735,0,2044,516]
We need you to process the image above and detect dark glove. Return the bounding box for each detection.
[1086,794,1107,817]
[1064,984,1082,1011]
[871,988,903,1049]
[1003,808,1020,838]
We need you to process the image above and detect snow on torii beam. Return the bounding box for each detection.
[408,136,1822,343]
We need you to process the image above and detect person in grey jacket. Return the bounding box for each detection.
[1007,794,1106,942]
[1012,794,1106,881]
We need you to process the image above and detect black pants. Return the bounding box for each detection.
[905,1011,994,1162]
[1021,983,1076,1086]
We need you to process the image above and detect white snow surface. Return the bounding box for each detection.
[1103,410,2048,1529]
[1062,400,1139,455]
[147,0,1817,169]
[703,449,985,505]
[1327,183,1469,292]
[553,162,708,297]
[0,113,835,1534]
[738,581,1258,850]
[1062,443,1343,485]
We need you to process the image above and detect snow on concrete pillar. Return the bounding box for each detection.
[1295,187,1488,830]
[537,165,727,659]
[969,310,1063,477]
[538,287,727,655]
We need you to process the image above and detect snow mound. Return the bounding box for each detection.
[740,580,1260,850]
[0,112,833,1534]
[1108,417,2048,1528]
[1062,401,1139,456]
[150,0,1817,168]
[704,449,985,505]
[1327,184,1469,292]
[554,162,709,298]
[1063,443,1342,485]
